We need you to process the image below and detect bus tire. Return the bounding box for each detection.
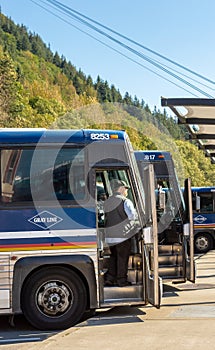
[21,266,87,330]
[194,233,213,254]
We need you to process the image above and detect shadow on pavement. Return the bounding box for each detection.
[78,306,146,327]
[0,315,60,346]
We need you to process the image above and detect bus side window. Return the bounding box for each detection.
[199,193,213,213]
[1,147,86,204]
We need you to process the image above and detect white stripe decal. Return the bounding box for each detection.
[0,229,96,239]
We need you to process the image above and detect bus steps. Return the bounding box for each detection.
[158,254,183,266]
[158,266,183,278]
[158,244,183,279]
[103,284,143,304]
[158,244,182,255]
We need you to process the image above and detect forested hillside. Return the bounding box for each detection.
[0,12,214,185]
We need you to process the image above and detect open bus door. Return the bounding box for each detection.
[95,164,161,309]
[143,164,162,307]
[184,178,195,283]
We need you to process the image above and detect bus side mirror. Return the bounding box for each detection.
[196,195,200,211]
[183,223,190,236]
[158,190,166,210]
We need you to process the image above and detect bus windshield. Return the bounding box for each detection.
[135,151,185,223]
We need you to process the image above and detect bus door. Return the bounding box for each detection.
[94,166,161,309]
[143,164,162,307]
[183,178,195,283]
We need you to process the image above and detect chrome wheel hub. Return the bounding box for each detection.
[196,236,208,251]
[37,281,72,316]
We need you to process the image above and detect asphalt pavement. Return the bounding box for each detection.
[3,250,215,350]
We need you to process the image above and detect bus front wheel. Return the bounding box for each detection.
[21,267,87,330]
[194,233,213,254]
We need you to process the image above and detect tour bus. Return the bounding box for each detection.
[0,128,161,330]
[192,186,215,253]
[135,150,195,283]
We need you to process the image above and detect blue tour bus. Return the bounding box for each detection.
[192,186,215,253]
[0,128,161,330]
[135,150,195,283]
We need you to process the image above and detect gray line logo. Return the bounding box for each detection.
[28,211,63,230]
[194,215,207,224]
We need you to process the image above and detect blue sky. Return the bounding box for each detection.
[1,0,215,113]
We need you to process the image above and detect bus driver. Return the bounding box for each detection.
[104,179,138,287]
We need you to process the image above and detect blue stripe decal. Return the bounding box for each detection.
[0,207,96,232]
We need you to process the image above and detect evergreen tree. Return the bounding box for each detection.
[123,92,133,105]
[53,51,61,67]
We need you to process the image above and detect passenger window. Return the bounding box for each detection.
[199,193,213,212]
[1,147,85,203]
[192,191,213,213]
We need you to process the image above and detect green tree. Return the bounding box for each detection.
[123,92,133,105]
[0,50,19,123]
[53,51,61,67]
[176,140,215,186]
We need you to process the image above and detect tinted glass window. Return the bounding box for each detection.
[1,147,85,203]
[192,191,213,213]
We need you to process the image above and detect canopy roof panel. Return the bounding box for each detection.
[161,98,215,164]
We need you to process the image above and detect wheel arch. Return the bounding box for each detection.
[12,254,97,313]
[194,229,215,242]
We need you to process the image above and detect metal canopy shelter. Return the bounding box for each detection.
[161,98,215,164]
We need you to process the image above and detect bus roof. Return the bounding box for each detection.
[134,150,172,162]
[191,187,215,193]
[0,129,127,145]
